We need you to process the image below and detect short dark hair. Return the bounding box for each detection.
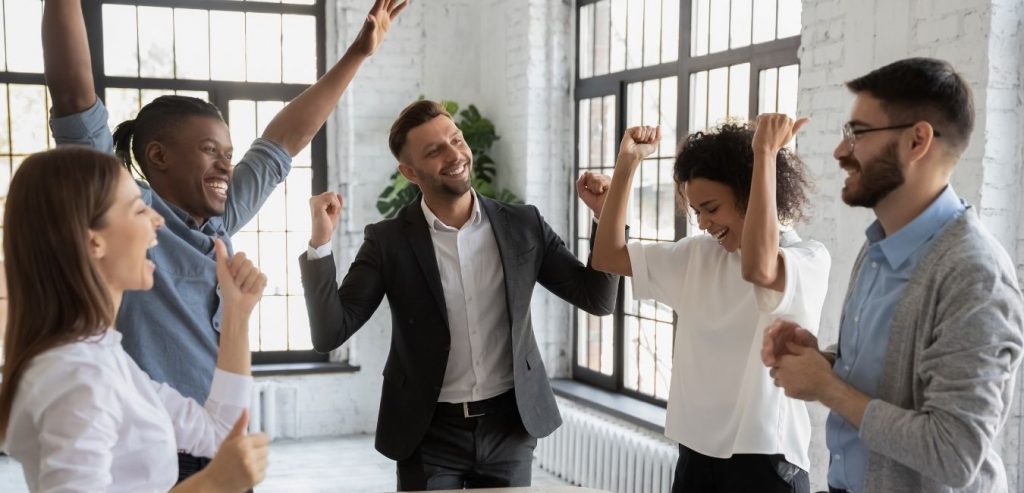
[846,57,974,153]
[674,122,810,224]
[388,100,452,160]
[111,95,224,178]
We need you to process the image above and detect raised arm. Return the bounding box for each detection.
[741,114,807,291]
[42,0,97,116]
[262,0,410,156]
[588,126,660,276]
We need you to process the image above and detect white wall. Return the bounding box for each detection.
[798,0,1024,490]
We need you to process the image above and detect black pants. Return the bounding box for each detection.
[396,392,537,491]
[671,444,809,493]
[176,453,211,483]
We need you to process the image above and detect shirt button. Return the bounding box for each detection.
[214,321,221,329]
[844,365,850,371]
[834,454,841,460]
[871,262,878,268]
[854,316,859,322]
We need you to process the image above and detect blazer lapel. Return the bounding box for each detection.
[403,202,449,326]
[480,196,519,332]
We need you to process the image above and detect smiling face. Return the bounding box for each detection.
[683,178,746,252]
[90,169,165,293]
[834,94,908,208]
[397,115,473,199]
[149,115,233,223]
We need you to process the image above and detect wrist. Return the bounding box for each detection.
[310,235,330,248]
[615,154,641,170]
[755,146,780,158]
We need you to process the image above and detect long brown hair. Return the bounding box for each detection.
[0,147,122,440]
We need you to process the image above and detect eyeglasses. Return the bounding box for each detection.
[841,122,941,153]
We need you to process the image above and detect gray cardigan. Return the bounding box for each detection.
[839,207,1024,492]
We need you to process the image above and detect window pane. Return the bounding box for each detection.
[259,232,287,294]
[602,95,616,166]
[287,296,313,350]
[246,13,282,82]
[4,1,42,73]
[593,0,610,77]
[657,159,675,241]
[600,314,613,375]
[174,9,211,80]
[728,63,751,121]
[9,85,49,154]
[752,0,778,44]
[577,308,589,368]
[626,81,642,128]
[609,0,627,73]
[759,67,779,113]
[658,77,678,158]
[102,4,139,77]
[777,0,802,38]
[708,0,729,54]
[642,0,661,66]
[105,88,141,134]
[257,187,287,232]
[138,7,174,79]
[706,66,728,127]
[689,71,708,132]
[286,169,313,232]
[778,64,799,117]
[660,0,679,64]
[578,4,593,79]
[258,296,287,351]
[626,0,643,69]
[730,0,753,48]
[638,319,656,395]
[211,11,247,81]
[0,85,9,154]
[577,101,590,168]
[282,15,317,84]
[624,315,639,391]
[691,0,710,57]
[588,98,603,167]
[0,5,7,70]
[229,100,258,163]
[140,89,175,107]
[654,320,673,400]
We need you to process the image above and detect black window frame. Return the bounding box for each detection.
[572,0,799,405]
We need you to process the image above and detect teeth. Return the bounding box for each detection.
[442,165,465,177]
[206,180,228,195]
[149,239,158,248]
[714,229,728,240]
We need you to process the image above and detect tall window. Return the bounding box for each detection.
[573,0,801,403]
[0,0,327,364]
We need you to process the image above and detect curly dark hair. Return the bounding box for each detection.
[673,122,811,224]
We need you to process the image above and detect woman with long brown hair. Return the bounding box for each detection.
[0,146,269,492]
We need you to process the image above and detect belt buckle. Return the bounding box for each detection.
[463,402,485,418]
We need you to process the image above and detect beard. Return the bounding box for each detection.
[840,142,905,208]
[418,161,473,199]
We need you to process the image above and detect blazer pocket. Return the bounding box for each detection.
[382,364,406,388]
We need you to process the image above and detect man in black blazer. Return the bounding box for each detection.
[300,100,617,490]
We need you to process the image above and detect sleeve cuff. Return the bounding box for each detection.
[251,137,294,166]
[206,368,253,413]
[307,241,333,260]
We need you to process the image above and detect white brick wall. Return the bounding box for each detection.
[799,0,1024,490]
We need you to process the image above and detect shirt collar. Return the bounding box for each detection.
[158,191,224,233]
[420,190,483,232]
[865,184,965,269]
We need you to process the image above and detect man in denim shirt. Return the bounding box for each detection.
[42,0,409,480]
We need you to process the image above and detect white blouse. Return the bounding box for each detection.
[626,231,830,471]
[2,329,252,492]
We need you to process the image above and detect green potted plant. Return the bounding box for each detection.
[375,100,522,218]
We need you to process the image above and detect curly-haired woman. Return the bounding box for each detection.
[578,114,831,493]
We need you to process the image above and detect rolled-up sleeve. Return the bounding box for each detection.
[49,98,113,154]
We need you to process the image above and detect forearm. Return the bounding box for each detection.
[214,311,251,376]
[818,374,871,428]
[262,48,368,156]
[740,148,782,287]
[42,0,96,116]
[593,155,638,276]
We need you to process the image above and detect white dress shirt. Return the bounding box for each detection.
[2,329,252,492]
[626,231,830,471]
[309,192,513,403]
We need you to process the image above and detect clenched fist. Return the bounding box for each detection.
[576,171,611,219]
[309,192,344,248]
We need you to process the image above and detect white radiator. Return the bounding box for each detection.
[249,381,298,440]
[536,400,678,493]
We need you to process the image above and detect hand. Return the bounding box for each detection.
[761,319,819,366]
[618,125,661,163]
[351,0,409,57]
[576,171,611,219]
[309,192,344,248]
[215,239,267,320]
[201,410,270,492]
[771,342,836,401]
[752,113,808,155]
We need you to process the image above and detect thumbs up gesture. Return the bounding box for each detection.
[199,410,270,491]
[214,239,266,320]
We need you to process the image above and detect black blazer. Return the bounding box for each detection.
[300,195,618,461]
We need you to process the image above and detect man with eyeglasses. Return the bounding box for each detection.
[761,57,1024,493]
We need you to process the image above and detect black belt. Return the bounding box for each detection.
[435,390,516,418]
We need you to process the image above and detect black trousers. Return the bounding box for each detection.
[396,391,537,491]
[671,444,809,493]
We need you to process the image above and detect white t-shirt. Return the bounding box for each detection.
[3,329,252,492]
[626,230,830,471]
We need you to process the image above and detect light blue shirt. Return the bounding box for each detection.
[49,99,291,402]
[826,185,966,492]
